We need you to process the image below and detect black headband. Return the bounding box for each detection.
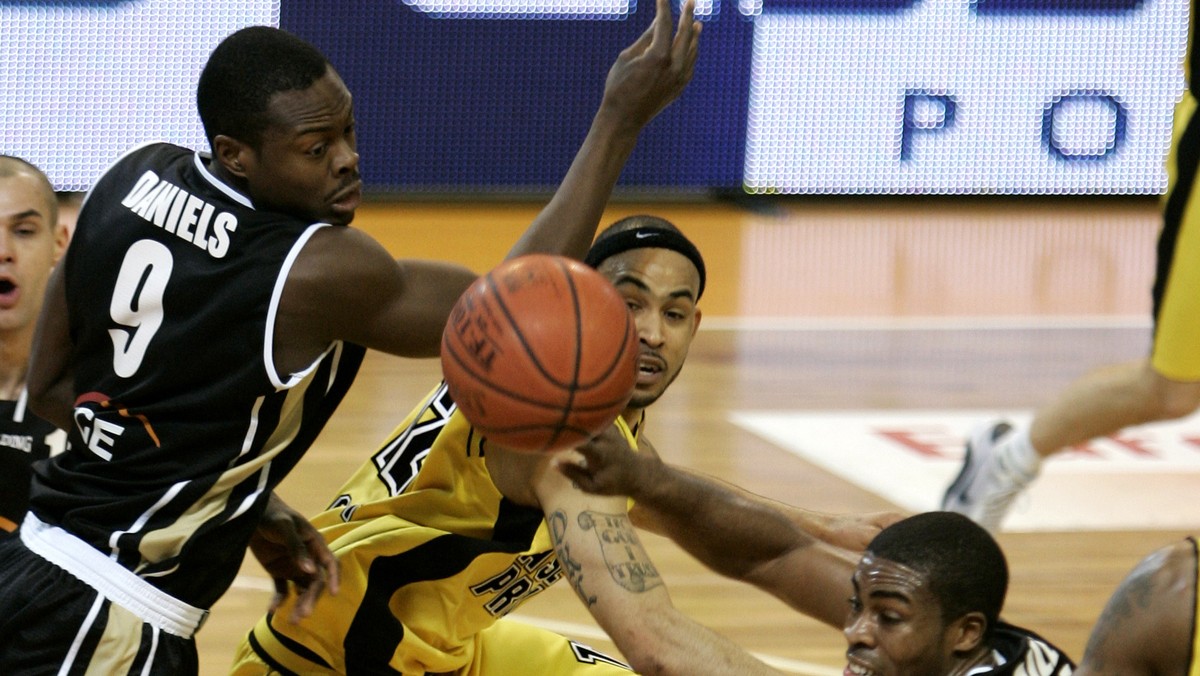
[583,227,707,300]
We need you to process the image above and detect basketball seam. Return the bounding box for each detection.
[441,255,636,452]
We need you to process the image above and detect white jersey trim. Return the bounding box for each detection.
[20,512,208,639]
[193,152,254,209]
[264,223,334,390]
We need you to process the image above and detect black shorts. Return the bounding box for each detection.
[0,535,199,675]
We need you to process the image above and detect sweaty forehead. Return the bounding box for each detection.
[854,554,930,596]
[600,248,701,297]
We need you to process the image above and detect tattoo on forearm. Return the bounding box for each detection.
[549,508,664,609]
[577,510,662,593]
[549,510,597,607]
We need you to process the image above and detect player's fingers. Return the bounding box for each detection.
[687,20,702,68]
[556,461,597,490]
[289,577,326,624]
[299,519,338,587]
[269,579,288,613]
[672,0,697,62]
[648,0,673,54]
[618,2,661,61]
[282,518,318,576]
[620,16,657,61]
[680,31,700,85]
[319,547,340,597]
[555,449,588,468]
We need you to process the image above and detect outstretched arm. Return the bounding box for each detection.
[505,0,701,262]
[558,431,864,629]
[489,442,782,676]
[1073,538,1196,676]
[279,0,703,364]
[637,443,901,553]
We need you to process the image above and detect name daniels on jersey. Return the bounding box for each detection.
[121,170,237,258]
[0,433,32,453]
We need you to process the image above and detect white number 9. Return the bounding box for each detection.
[108,239,173,378]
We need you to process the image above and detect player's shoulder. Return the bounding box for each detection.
[1150,537,1197,577]
[1115,538,1197,604]
[306,222,387,253]
[292,225,396,282]
[1072,539,1196,676]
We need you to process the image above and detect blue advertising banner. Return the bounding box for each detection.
[278,0,750,194]
[0,0,1187,194]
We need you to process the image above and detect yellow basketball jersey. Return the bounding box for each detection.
[244,382,638,675]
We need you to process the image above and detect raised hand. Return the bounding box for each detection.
[599,0,702,132]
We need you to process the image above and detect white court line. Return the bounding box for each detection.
[700,314,1150,332]
[227,574,841,675]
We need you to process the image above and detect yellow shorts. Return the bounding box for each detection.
[228,617,633,676]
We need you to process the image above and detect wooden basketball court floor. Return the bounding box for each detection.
[196,195,1196,675]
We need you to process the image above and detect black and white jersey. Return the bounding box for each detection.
[0,390,67,528]
[985,622,1074,676]
[30,142,364,609]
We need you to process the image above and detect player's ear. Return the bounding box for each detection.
[691,307,702,335]
[213,135,251,179]
[948,612,987,654]
[52,222,69,261]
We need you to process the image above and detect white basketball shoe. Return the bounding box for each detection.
[941,420,1037,533]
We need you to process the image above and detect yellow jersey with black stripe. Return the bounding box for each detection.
[243,382,638,675]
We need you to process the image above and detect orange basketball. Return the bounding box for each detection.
[440,254,638,453]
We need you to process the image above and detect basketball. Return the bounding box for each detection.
[440,253,639,453]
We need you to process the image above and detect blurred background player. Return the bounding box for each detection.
[1072,536,1197,676]
[231,215,888,675]
[0,156,69,534]
[561,441,1074,676]
[0,2,701,673]
[940,0,1200,533]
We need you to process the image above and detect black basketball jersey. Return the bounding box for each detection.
[29,142,365,609]
[0,391,67,528]
[989,623,1074,675]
